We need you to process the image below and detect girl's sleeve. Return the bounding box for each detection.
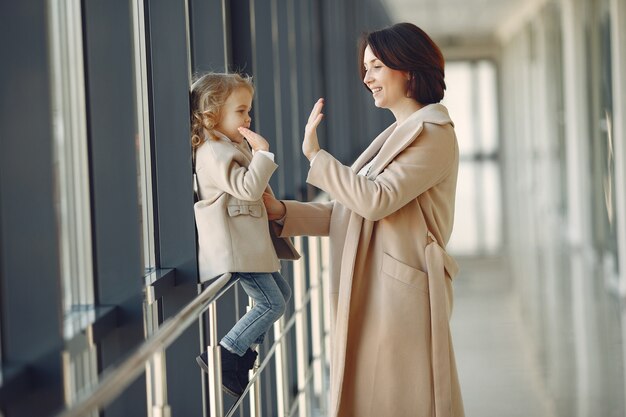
[306,123,456,221]
[197,146,278,201]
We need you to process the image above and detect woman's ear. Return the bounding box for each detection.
[405,72,414,97]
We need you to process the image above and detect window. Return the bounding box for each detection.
[48,0,98,412]
[131,0,156,276]
[49,0,94,315]
[444,60,502,256]
[588,0,619,283]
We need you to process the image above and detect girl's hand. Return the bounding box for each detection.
[303,98,324,161]
[262,192,286,221]
[238,127,270,152]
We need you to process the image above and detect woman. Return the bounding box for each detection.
[261,23,464,417]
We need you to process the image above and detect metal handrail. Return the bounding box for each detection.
[55,226,331,417]
[54,272,235,417]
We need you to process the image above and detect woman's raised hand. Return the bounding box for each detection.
[262,192,286,221]
[303,98,324,161]
[238,127,270,152]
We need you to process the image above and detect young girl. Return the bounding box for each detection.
[190,72,299,397]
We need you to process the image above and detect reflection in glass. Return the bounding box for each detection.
[61,346,98,416]
[499,2,626,414]
[48,0,98,413]
[48,0,94,315]
[131,0,156,276]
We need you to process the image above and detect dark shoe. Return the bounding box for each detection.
[237,348,258,389]
[196,351,209,373]
[220,346,244,397]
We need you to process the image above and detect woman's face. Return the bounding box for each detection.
[362,45,409,110]
[215,87,253,143]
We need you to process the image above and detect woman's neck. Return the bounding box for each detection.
[390,99,423,125]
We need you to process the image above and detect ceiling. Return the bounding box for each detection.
[381,0,538,57]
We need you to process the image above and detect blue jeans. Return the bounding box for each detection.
[220,271,291,356]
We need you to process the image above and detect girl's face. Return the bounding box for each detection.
[215,87,253,143]
[362,45,409,110]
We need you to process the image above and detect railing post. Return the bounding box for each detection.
[143,297,171,417]
[293,236,311,417]
[198,283,209,417]
[150,350,171,417]
[320,237,331,392]
[207,301,223,417]
[273,316,289,416]
[308,236,327,414]
[247,296,262,417]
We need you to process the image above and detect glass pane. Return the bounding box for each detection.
[49,1,99,411]
[62,346,98,416]
[482,161,502,253]
[444,62,475,155]
[477,60,498,155]
[48,0,94,313]
[588,0,618,276]
[448,162,479,254]
[599,2,618,273]
[131,0,156,275]
[445,60,502,256]
[0,324,2,383]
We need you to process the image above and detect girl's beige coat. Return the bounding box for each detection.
[279,104,464,417]
[194,133,299,282]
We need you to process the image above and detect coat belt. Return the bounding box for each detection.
[425,231,458,417]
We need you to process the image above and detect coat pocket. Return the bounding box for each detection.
[381,252,428,293]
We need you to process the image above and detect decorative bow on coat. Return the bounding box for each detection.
[227,204,263,217]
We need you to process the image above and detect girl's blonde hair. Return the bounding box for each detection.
[190,72,254,150]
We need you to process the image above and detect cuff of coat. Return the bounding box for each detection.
[309,151,320,166]
[279,200,304,237]
[249,151,279,178]
[306,149,333,191]
[255,150,275,162]
[279,199,331,237]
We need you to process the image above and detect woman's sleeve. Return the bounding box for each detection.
[197,145,278,201]
[277,200,334,237]
[306,124,456,221]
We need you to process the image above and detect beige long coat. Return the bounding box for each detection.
[194,132,299,282]
[279,104,464,417]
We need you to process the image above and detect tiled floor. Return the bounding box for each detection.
[310,254,626,417]
[451,257,557,417]
[451,255,626,417]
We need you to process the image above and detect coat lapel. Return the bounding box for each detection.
[367,103,453,179]
[351,123,397,173]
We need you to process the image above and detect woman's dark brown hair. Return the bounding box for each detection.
[358,23,446,104]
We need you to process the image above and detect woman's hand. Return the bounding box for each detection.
[303,98,324,161]
[238,127,270,152]
[262,192,286,221]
